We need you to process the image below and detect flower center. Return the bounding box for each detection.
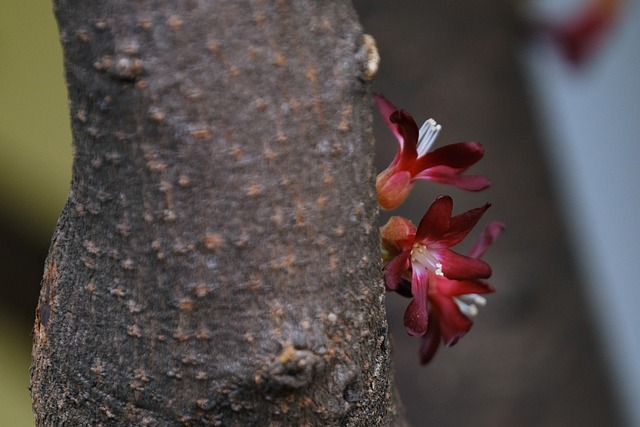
[454,294,487,317]
[410,243,444,276]
[416,118,442,157]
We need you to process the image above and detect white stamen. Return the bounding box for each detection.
[416,118,442,157]
[454,297,479,317]
[454,294,488,318]
[434,262,443,277]
[459,293,487,306]
[410,244,444,276]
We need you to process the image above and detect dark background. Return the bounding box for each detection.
[354,1,622,426]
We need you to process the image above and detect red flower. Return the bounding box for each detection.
[419,221,505,364]
[531,0,620,66]
[375,94,490,210]
[380,196,492,336]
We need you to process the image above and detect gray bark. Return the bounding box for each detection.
[31,0,407,425]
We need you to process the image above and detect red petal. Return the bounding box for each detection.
[374,94,400,139]
[415,196,453,242]
[383,250,411,291]
[430,293,473,346]
[403,265,429,336]
[414,142,485,171]
[390,110,419,160]
[416,167,492,191]
[404,298,428,336]
[468,221,505,259]
[375,95,418,172]
[419,313,441,365]
[374,94,421,164]
[438,250,492,280]
[433,276,495,297]
[551,0,618,65]
[440,203,491,247]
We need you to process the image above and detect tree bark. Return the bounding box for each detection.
[31,0,407,425]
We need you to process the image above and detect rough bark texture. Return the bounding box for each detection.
[31,1,407,425]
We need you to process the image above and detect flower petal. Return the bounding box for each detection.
[414,142,485,170]
[440,203,491,247]
[374,94,401,140]
[404,299,428,336]
[433,277,494,297]
[415,195,453,242]
[419,313,441,365]
[390,110,419,161]
[404,264,429,336]
[383,250,411,291]
[416,167,492,192]
[468,221,505,259]
[430,293,473,346]
[438,250,492,280]
[550,0,619,65]
[374,94,420,162]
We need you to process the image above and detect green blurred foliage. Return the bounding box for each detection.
[0,0,71,239]
[1,1,71,425]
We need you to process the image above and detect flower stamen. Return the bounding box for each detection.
[454,294,487,317]
[410,243,444,276]
[416,118,442,157]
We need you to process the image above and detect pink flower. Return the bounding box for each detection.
[419,221,505,364]
[375,94,490,210]
[380,195,492,336]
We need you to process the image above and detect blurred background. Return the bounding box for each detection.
[1,1,71,426]
[1,0,637,426]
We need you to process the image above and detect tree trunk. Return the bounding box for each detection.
[31,0,407,425]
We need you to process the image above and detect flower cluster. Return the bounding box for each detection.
[375,94,504,364]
